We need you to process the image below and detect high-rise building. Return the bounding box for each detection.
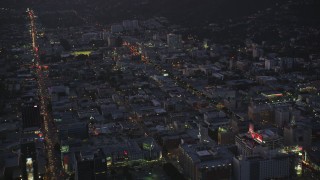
[93,149,108,180]
[248,101,273,124]
[284,123,312,147]
[275,106,300,127]
[231,118,251,134]
[275,108,290,127]
[235,125,283,157]
[74,149,108,180]
[233,153,295,180]
[20,142,39,180]
[218,127,234,145]
[21,104,42,129]
[75,158,93,180]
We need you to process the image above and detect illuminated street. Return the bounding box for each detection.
[27,9,62,180]
[1,1,320,180]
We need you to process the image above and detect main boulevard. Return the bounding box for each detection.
[27,9,62,180]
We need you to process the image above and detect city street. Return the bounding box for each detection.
[27,9,62,180]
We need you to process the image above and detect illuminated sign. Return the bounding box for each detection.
[54,118,62,122]
[143,143,152,150]
[251,132,263,142]
[106,156,112,166]
[71,51,92,57]
[249,124,263,143]
[218,127,227,133]
[61,145,69,153]
[262,92,283,98]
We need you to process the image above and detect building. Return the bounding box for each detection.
[218,127,235,145]
[265,58,276,70]
[21,104,42,129]
[279,58,294,71]
[252,43,260,59]
[107,35,122,47]
[20,142,39,180]
[236,61,249,71]
[178,144,233,180]
[167,33,182,49]
[275,108,289,127]
[81,32,99,43]
[235,125,283,157]
[231,118,251,134]
[111,24,123,33]
[233,153,295,180]
[74,149,107,180]
[203,109,226,122]
[74,152,94,180]
[248,101,273,124]
[93,149,108,180]
[101,138,161,164]
[62,137,162,176]
[256,76,277,85]
[122,20,139,31]
[275,106,300,127]
[284,123,312,147]
[59,122,88,140]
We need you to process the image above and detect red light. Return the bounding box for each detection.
[123,150,128,156]
[249,124,254,133]
[64,155,69,164]
[251,132,263,142]
[256,134,263,142]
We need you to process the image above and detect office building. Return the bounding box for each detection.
[74,149,107,180]
[235,125,283,156]
[178,144,233,180]
[284,123,312,147]
[75,153,94,180]
[21,104,42,129]
[275,106,300,127]
[218,127,234,145]
[20,142,39,180]
[233,153,295,180]
[59,122,89,140]
[248,101,273,124]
